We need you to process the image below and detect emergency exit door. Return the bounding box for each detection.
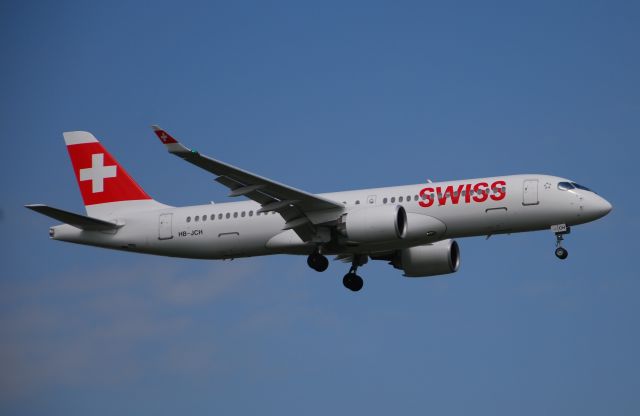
[522,180,539,205]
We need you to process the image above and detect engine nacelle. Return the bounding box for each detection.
[394,239,460,277]
[339,205,407,243]
[404,213,447,241]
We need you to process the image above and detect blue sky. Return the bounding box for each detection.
[1,1,638,414]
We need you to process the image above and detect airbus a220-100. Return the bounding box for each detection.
[26,128,612,291]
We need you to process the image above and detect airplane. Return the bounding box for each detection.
[26,127,613,291]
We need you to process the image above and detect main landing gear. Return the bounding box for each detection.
[342,255,367,292]
[343,268,364,292]
[307,251,329,272]
[306,251,366,292]
[552,224,571,260]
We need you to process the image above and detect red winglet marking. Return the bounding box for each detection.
[153,128,178,144]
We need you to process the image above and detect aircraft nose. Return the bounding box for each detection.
[590,195,612,219]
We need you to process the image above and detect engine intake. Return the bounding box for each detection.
[338,205,407,243]
[394,239,460,277]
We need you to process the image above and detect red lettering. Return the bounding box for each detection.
[490,180,506,201]
[417,180,507,209]
[418,187,434,207]
[438,184,465,205]
[436,186,447,205]
[472,182,489,202]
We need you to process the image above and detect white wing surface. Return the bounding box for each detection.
[152,126,344,241]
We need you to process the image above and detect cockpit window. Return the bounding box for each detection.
[557,182,575,191]
[571,182,591,192]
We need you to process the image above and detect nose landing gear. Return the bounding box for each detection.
[552,224,570,260]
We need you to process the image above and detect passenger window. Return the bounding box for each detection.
[202,215,207,221]
[226,213,230,219]
[355,200,360,205]
[241,211,245,217]
[233,212,238,218]
[218,213,223,220]
[249,211,253,217]
[391,197,396,203]
[195,216,199,222]
[383,197,388,204]
[210,214,215,220]
[399,196,403,202]
[557,182,574,191]
[186,216,191,223]
[414,195,418,201]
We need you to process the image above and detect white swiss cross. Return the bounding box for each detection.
[159,132,172,144]
[79,153,117,193]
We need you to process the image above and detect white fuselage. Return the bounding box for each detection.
[50,174,611,259]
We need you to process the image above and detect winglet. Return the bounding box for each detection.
[151,125,191,154]
[151,125,178,144]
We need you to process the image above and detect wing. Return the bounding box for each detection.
[151,126,344,241]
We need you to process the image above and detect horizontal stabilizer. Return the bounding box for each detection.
[25,204,122,231]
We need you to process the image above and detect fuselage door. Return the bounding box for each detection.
[522,179,539,205]
[218,232,240,258]
[158,213,173,240]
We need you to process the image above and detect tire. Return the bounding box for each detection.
[316,255,329,272]
[555,247,568,260]
[308,253,329,272]
[342,273,353,289]
[351,275,363,292]
[342,273,363,291]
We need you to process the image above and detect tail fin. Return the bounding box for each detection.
[63,131,166,217]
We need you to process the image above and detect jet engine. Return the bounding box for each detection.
[393,239,460,277]
[338,205,407,243]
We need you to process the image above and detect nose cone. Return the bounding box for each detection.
[588,195,613,220]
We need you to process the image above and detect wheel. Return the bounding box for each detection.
[351,274,363,292]
[316,255,329,272]
[342,273,364,292]
[555,247,568,260]
[342,273,352,289]
[307,253,329,272]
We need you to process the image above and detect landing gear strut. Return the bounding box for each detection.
[343,256,366,292]
[552,224,570,260]
[307,250,329,272]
